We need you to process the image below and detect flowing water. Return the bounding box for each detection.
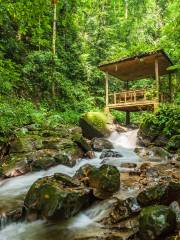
[0,129,139,240]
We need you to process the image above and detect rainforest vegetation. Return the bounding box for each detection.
[0,0,179,138]
[0,1,180,239]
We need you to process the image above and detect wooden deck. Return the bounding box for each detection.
[107,89,158,112]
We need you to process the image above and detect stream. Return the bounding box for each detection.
[0,129,140,240]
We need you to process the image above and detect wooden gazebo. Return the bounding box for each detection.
[99,50,174,125]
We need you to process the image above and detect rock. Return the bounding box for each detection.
[137,182,180,207]
[75,164,95,180]
[168,135,180,152]
[75,164,120,199]
[145,167,159,178]
[88,165,120,199]
[10,135,43,153]
[42,138,83,162]
[2,153,30,177]
[153,134,169,147]
[100,150,123,159]
[147,146,172,160]
[120,163,137,168]
[80,112,115,139]
[102,197,141,224]
[92,138,113,152]
[139,205,176,240]
[24,173,93,221]
[85,151,95,159]
[169,201,180,230]
[139,162,152,171]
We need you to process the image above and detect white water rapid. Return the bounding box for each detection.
[0,129,139,240]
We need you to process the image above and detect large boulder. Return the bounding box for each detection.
[75,164,120,199]
[139,205,176,240]
[137,182,180,207]
[80,112,115,139]
[89,165,120,199]
[92,138,113,152]
[24,173,93,221]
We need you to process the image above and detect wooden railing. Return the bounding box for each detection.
[108,89,155,106]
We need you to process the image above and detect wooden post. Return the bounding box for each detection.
[124,80,130,125]
[155,58,160,102]
[114,92,116,104]
[105,72,109,107]
[126,112,130,125]
[168,73,172,102]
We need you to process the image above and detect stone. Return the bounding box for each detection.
[75,164,120,199]
[102,197,141,224]
[168,135,180,152]
[100,150,123,159]
[139,205,176,240]
[92,138,113,152]
[75,164,95,181]
[120,163,137,168]
[137,182,180,207]
[10,135,43,153]
[169,201,180,230]
[88,164,120,199]
[80,112,115,139]
[1,153,30,177]
[147,146,172,160]
[24,174,93,221]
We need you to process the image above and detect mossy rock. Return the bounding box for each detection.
[24,174,93,220]
[1,153,29,176]
[92,138,113,152]
[137,182,180,207]
[139,205,176,240]
[31,156,56,171]
[88,164,120,199]
[10,135,43,153]
[80,112,114,139]
[168,135,180,152]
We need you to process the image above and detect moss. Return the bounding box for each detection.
[139,205,176,240]
[82,112,113,132]
[24,174,92,220]
[1,153,28,174]
[10,135,43,153]
[80,112,114,139]
[88,164,120,199]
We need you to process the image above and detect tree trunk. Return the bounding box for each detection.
[52,3,57,55]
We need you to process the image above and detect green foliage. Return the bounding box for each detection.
[140,104,180,138]
[0,60,20,94]
[0,0,179,135]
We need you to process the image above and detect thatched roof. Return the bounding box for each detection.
[99,50,173,81]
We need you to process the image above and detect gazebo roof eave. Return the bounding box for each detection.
[98,49,174,81]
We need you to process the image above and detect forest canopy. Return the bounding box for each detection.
[0,0,179,135]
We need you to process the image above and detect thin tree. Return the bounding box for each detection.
[51,0,58,97]
[52,0,57,55]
